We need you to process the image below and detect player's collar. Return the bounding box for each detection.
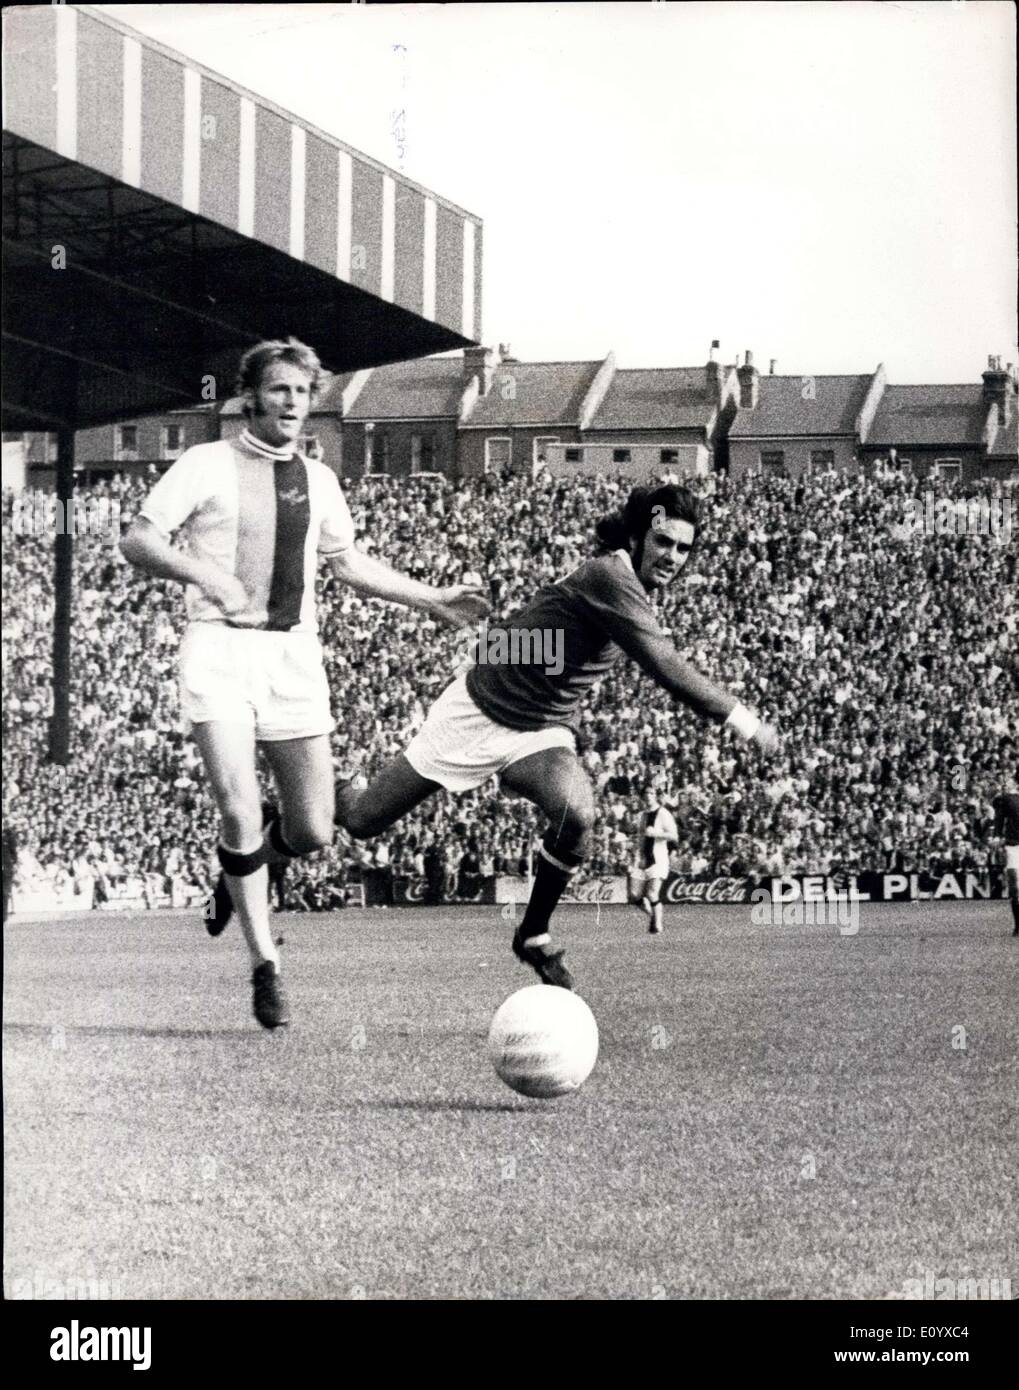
[238,427,299,461]
[612,547,658,602]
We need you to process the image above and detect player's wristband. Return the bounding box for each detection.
[725,703,762,741]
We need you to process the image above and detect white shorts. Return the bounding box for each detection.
[1006,844,1019,872]
[178,623,333,742]
[404,674,575,793]
[628,867,664,900]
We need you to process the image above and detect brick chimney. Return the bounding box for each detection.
[705,339,723,405]
[736,350,760,409]
[769,359,777,376]
[463,345,498,398]
[982,354,1015,426]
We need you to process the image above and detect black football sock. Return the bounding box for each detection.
[518,835,586,943]
[264,813,300,862]
[1011,897,1019,932]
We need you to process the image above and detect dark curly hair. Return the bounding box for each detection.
[595,483,700,569]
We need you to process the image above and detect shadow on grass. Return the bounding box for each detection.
[362,1097,535,1113]
[3,1022,256,1041]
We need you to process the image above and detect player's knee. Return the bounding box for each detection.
[333,785,369,839]
[337,800,374,840]
[553,797,595,848]
[221,805,262,850]
[284,813,334,856]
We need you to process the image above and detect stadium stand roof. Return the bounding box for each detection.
[2,4,482,433]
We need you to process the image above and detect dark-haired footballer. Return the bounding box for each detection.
[332,484,780,991]
[990,779,1019,936]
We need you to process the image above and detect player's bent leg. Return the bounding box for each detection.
[334,754,439,840]
[630,868,652,919]
[207,736,337,941]
[500,748,596,990]
[194,720,264,852]
[261,733,336,854]
[192,720,265,938]
[503,747,596,858]
[646,876,664,934]
[192,723,285,1027]
[206,802,278,936]
[217,842,289,1028]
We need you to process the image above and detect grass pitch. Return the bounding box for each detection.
[4,902,1017,1300]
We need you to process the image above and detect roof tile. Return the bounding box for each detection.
[464,361,602,427]
[587,367,715,431]
[867,384,990,448]
[730,374,872,438]
[345,358,465,420]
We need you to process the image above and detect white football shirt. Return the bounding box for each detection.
[139,429,355,633]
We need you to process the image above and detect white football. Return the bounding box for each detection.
[488,985,599,1099]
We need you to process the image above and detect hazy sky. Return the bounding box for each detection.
[94,1,1016,382]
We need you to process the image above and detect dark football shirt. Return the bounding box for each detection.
[992,791,1019,845]
[465,550,730,733]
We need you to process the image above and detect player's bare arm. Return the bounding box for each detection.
[615,624,780,756]
[120,517,249,617]
[327,546,490,628]
[585,495,780,757]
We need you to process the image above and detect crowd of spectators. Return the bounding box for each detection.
[2,460,1016,910]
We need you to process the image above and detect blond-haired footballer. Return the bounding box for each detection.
[120,339,487,1028]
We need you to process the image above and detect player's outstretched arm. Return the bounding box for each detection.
[120,518,249,616]
[328,547,490,628]
[579,561,779,755]
[614,622,779,754]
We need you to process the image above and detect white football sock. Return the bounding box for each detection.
[225,864,278,969]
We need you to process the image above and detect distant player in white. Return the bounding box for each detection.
[120,338,487,1028]
[636,788,678,934]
